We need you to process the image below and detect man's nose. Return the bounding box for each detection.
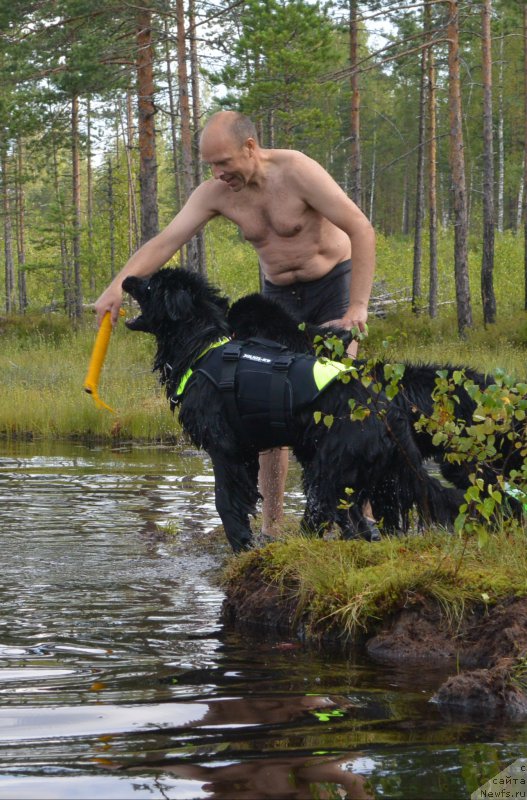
[211,165,223,179]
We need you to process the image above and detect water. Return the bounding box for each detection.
[0,441,526,799]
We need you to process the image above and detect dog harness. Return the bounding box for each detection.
[175,337,352,447]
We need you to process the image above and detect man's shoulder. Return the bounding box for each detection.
[193,177,230,209]
[269,148,325,180]
[270,148,312,167]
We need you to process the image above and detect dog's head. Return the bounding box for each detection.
[123,268,229,337]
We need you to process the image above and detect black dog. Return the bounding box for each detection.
[228,292,525,527]
[123,268,464,552]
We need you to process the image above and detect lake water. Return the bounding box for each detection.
[0,441,526,799]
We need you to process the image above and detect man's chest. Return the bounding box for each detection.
[222,189,316,243]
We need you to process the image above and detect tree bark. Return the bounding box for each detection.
[51,134,72,315]
[427,2,438,319]
[447,0,472,334]
[86,95,95,294]
[137,4,159,245]
[189,0,207,276]
[481,0,496,325]
[71,94,83,320]
[497,32,504,233]
[124,92,139,256]
[524,3,527,310]
[16,138,27,312]
[107,157,116,280]
[164,16,183,213]
[349,0,361,206]
[2,148,15,313]
[412,16,428,315]
[176,0,199,271]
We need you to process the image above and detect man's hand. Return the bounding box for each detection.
[322,305,368,357]
[95,284,123,328]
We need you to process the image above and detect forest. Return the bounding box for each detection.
[0,0,526,335]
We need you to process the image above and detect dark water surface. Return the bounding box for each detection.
[0,441,526,800]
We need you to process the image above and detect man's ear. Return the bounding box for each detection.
[164,288,194,321]
[245,137,256,156]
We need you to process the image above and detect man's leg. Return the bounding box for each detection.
[259,448,289,537]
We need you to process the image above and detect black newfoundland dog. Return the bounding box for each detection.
[123,268,464,553]
[228,291,525,527]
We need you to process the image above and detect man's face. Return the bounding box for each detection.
[200,132,253,191]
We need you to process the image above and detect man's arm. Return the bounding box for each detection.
[94,181,219,326]
[292,153,375,333]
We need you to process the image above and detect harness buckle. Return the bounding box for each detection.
[222,343,242,362]
[273,355,294,372]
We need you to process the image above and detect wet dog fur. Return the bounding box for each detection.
[123,268,464,551]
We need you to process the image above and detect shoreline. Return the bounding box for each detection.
[221,539,527,718]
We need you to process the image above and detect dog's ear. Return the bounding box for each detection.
[164,288,194,321]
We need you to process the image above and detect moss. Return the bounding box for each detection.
[224,527,527,639]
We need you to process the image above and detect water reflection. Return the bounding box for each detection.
[0,442,526,799]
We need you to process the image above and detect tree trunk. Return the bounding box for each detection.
[369,129,376,223]
[107,157,116,279]
[524,3,527,310]
[71,94,83,320]
[349,0,361,206]
[447,0,472,334]
[427,2,438,319]
[176,0,199,271]
[86,95,95,294]
[137,4,159,245]
[497,33,505,233]
[125,92,139,255]
[164,16,183,212]
[189,0,207,276]
[412,17,428,315]
[517,154,525,233]
[401,162,410,235]
[481,0,496,325]
[16,138,27,312]
[51,135,72,315]
[1,148,15,313]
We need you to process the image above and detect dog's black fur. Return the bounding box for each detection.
[123,268,464,552]
[228,291,525,527]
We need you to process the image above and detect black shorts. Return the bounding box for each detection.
[262,259,351,325]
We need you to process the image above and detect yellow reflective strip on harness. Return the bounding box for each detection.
[313,358,353,392]
[176,337,230,397]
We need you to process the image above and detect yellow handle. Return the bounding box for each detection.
[83,310,124,413]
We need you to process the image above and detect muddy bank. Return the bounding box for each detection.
[222,563,527,718]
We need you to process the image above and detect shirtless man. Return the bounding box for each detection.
[95,110,376,537]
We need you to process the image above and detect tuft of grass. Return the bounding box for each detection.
[224,527,527,641]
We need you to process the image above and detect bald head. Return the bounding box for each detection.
[200,111,261,191]
[200,111,258,149]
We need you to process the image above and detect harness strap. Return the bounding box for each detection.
[174,337,230,400]
[219,343,245,438]
[270,354,294,428]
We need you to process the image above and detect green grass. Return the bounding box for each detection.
[0,227,526,439]
[0,314,178,441]
[224,526,527,640]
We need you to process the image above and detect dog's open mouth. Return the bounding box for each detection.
[122,277,149,331]
[125,314,146,331]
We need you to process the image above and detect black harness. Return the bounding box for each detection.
[178,338,349,449]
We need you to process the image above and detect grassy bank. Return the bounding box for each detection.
[0,314,176,441]
[1,225,526,440]
[0,304,526,442]
[224,526,527,640]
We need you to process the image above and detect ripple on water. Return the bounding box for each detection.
[0,443,525,799]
